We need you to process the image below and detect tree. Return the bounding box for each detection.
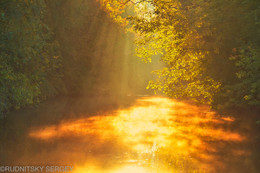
[0,0,63,116]
[99,0,260,107]
[99,0,220,104]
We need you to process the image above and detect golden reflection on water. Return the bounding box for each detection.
[29,97,246,173]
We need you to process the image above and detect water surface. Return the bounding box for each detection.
[0,96,255,172]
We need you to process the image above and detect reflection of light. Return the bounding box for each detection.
[73,164,149,173]
[221,117,234,122]
[114,165,149,173]
[28,96,246,173]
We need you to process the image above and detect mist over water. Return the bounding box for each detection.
[0,95,254,173]
[0,1,258,173]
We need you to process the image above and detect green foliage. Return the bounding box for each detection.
[1,0,260,115]
[0,0,63,116]
[216,46,260,107]
[101,0,260,107]
[206,0,260,108]
[125,0,221,104]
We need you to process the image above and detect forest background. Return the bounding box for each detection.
[1,0,260,116]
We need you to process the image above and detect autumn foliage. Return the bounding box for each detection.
[99,0,260,108]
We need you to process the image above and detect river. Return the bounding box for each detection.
[0,95,257,173]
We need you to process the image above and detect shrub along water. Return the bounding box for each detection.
[0,0,64,117]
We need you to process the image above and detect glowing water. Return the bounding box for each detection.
[29,97,247,173]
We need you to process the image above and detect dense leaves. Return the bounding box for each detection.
[0,0,63,116]
[1,0,260,116]
[100,0,260,107]
[1,0,143,116]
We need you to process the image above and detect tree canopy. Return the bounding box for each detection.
[0,0,146,116]
[1,0,260,115]
[0,0,63,115]
[99,0,260,107]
